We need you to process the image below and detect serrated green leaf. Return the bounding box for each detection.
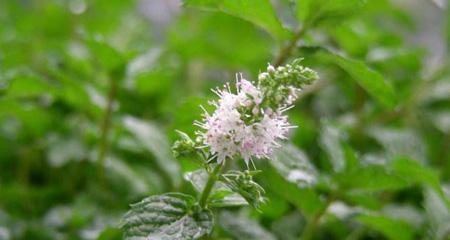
[301,46,397,108]
[121,193,213,240]
[183,0,288,40]
[296,0,366,26]
[271,143,317,187]
[219,211,276,240]
[357,214,415,240]
[184,169,248,207]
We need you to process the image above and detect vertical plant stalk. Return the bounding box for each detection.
[300,195,335,240]
[199,162,224,208]
[272,24,332,240]
[97,78,118,183]
[273,26,309,67]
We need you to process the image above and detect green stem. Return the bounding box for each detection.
[199,162,224,208]
[97,78,118,183]
[300,195,335,240]
[273,25,309,67]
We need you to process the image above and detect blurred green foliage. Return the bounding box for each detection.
[0,0,449,239]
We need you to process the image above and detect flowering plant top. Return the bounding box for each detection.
[174,59,318,167]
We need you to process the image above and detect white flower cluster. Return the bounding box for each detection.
[195,68,303,166]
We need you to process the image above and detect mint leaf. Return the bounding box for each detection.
[183,0,288,40]
[271,143,317,187]
[301,46,397,108]
[357,214,415,240]
[297,0,366,26]
[122,116,181,188]
[219,211,276,240]
[121,193,213,240]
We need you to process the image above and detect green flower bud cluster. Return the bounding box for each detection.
[220,170,267,210]
[258,58,319,110]
[172,130,199,158]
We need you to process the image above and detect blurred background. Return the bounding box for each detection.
[0,0,449,239]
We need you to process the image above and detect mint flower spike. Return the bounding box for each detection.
[194,58,318,167]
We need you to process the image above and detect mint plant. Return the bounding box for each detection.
[121,59,318,239]
[2,0,449,239]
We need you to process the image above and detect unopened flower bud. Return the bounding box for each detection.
[172,130,197,158]
[252,107,259,115]
[258,72,269,81]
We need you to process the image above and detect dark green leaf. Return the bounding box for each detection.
[121,193,213,240]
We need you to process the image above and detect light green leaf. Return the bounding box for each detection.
[357,214,415,240]
[423,188,450,240]
[334,165,408,192]
[447,4,450,55]
[428,111,450,133]
[122,116,181,187]
[382,204,424,228]
[107,156,156,195]
[121,193,213,240]
[86,37,126,74]
[264,167,324,219]
[220,170,267,209]
[219,211,276,240]
[390,158,441,193]
[368,127,426,163]
[5,72,55,98]
[296,0,366,26]
[319,122,346,172]
[184,169,248,207]
[183,0,288,40]
[46,134,86,167]
[271,143,317,187]
[271,212,304,240]
[301,46,397,108]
